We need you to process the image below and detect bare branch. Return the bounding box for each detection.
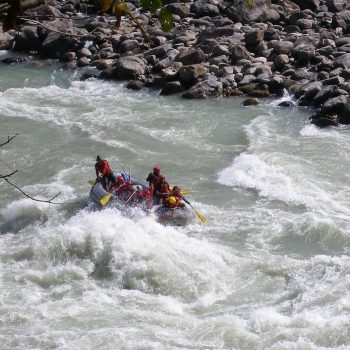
[0,172,80,205]
[0,169,18,178]
[0,133,19,148]
[19,18,97,37]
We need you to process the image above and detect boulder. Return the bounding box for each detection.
[40,27,88,58]
[313,85,344,106]
[272,41,294,55]
[118,39,139,53]
[160,81,185,95]
[326,0,346,12]
[243,98,259,106]
[13,26,42,52]
[333,10,350,34]
[178,64,207,85]
[60,51,76,61]
[311,116,339,127]
[126,80,144,90]
[0,32,14,51]
[245,30,264,47]
[291,0,320,11]
[197,27,237,43]
[182,77,223,99]
[174,49,206,65]
[77,48,92,58]
[292,44,316,65]
[114,56,146,79]
[231,45,251,64]
[190,0,220,17]
[164,3,191,18]
[77,56,90,67]
[334,53,350,69]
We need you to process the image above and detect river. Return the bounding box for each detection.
[1,53,350,350]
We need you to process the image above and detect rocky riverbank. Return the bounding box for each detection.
[0,0,350,127]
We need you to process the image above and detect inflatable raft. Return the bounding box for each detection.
[89,173,194,226]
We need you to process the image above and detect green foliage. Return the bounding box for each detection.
[246,0,254,8]
[158,8,173,32]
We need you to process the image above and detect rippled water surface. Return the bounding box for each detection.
[1,59,350,350]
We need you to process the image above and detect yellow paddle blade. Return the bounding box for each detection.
[88,180,95,186]
[100,194,112,206]
[194,209,207,224]
[169,186,190,195]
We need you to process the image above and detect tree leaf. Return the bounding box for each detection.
[246,0,254,8]
[112,2,125,28]
[100,0,112,13]
[150,0,162,13]
[158,8,173,32]
[140,0,152,10]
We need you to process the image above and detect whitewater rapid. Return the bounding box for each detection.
[1,63,350,349]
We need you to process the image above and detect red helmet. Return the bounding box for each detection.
[117,176,124,183]
[143,190,151,197]
[125,180,132,187]
[153,166,160,174]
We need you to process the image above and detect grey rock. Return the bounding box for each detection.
[326,0,346,12]
[190,0,220,17]
[0,32,13,51]
[238,74,256,86]
[182,78,223,99]
[60,51,76,61]
[292,44,316,65]
[77,56,90,67]
[174,49,206,65]
[164,3,190,18]
[313,85,344,106]
[14,26,41,52]
[291,0,320,11]
[243,98,259,106]
[40,27,88,58]
[245,30,264,47]
[334,53,350,69]
[114,56,146,79]
[272,41,294,55]
[119,39,139,53]
[231,45,251,64]
[178,64,207,85]
[77,47,92,58]
[160,81,185,95]
[126,80,144,90]
[197,26,236,43]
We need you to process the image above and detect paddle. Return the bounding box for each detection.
[187,203,207,224]
[100,194,112,206]
[169,186,190,195]
[125,190,137,205]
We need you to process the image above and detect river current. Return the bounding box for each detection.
[1,54,350,350]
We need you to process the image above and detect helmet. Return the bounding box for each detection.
[168,196,177,204]
[117,176,124,183]
[153,166,160,173]
[143,190,150,197]
[125,180,132,187]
